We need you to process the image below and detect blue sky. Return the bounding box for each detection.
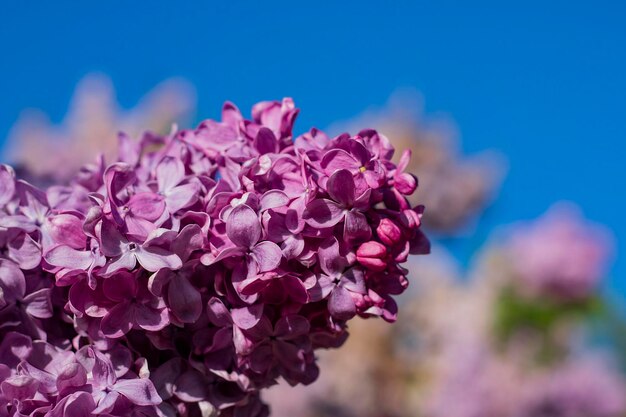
[1,1,625,292]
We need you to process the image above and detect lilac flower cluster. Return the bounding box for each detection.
[0,99,429,416]
[507,204,611,301]
[517,358,626,417]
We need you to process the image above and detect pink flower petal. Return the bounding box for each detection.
[100,302,134,338]
[226,204,261,248]
[168,274,202,323]
[45,245,93,270]
[156,156,185,193]
[327,169,356,207]
[302,199,345,228]
[135,246,182,272]
[113,378,162,406]
[328,286,356,320]
[252,241,282,272]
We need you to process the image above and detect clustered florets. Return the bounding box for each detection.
[0,98,429,417]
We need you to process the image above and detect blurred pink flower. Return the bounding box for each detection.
[5,74,196,184]
[517,357,626,417]
[508,203,613,301]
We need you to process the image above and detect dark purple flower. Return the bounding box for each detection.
[303,169,372,243]
[313,238,366,320]
[98,272,169,338]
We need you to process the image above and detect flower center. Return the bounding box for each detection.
[359,166,367,173]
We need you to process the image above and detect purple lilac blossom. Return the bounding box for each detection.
[0,98,429,416]
[516,358,626,417]
[507,204,612,301]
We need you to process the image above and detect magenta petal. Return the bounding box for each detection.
[113,378,162,406]
[344,210,372,242]
[148,269,172,296]
[379,296,398,322]
[285,197,306,233]
[327,169,356,207]
[238,274,271,296]
[0,332,32,366]
[222,100,243,124]
[98,220,127,257]
[317,237,347,276]
[100,302,134,338]
[302,199,345,228]
[135,305,169,332]
[349,139,373,165]
[361,159,383,184]
[168,274,202,323]
[201,246,246,266]
[252,241,282,272]
[395,172,417,195]
[143,228,178,247]
[174,370,210,402]
[321,149,359,173]
[231,304,264,330]
[0,215,37,232]
[108,346,133,378]
[67,392,97,417]
[0,260,26,302]
[281,234,305,259]
[274,340,305,373]
[128,192,166,221]
[45,245,93,270]
[50,390,96,417]
[254,127,278,154]
[45,213,87,249]
[157,156,185,192]
[328,286,357,320]
[282,275,309,304]
[80,346,116,387]
[56,363,88,395]
[124,216,157,241]
[308,274,334,302]
[100,251,137,277]
[172,224,204,261]
[92,390,120,414]
[274,315,310,339]
[1,375,39,401]
[340,267,367,294]
[135,246,182,272]
[209,327,235,353]
[8,232,41,270]
[151,358,183,400]
[23,288,53,319]
[226,204,261,248]
[397,149,411,172]
[206,297,233,327]
[18,361,56,393]
[260,190,290,211]
[103,272,138,301]
[166,182,200,213]
[249,343,273,373]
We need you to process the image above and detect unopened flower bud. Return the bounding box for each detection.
[356,241,388,271]
[377,218,402,246]
[395,172,417,195]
